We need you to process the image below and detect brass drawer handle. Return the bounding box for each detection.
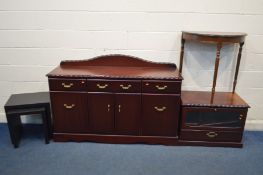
[239,114,244,120]
[154,106,166,112]
[62,83,73,88]
[118,105,121,112]
[155,85,167,90]
[97,84,108,89]
[64,104,75,109]
[120,84,132,90]
[206,132,218,138]
[107,104,110,112]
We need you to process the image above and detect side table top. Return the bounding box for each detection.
[182,31,247,43]
[5,92,50,110]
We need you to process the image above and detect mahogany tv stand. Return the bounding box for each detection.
[178,31,249,147]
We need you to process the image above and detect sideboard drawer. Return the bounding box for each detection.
[142,80,181,94]
[180,129,243,142]
[87,79,141,93]
[49,78,87,91]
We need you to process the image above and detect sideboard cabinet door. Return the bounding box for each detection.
[115,93,141,135]
[142,94,180,136]
[50,92,88,133]
[88,93,115,134]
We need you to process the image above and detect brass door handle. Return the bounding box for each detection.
[97,84,108,89]
[154,106,166,112]
[206,132,218,138]
[155,85,167,90]
[118,105,121,112]
[107,104,110,112]
[64,104,75,109]
[62,83,73,88]
[120,84,132,90]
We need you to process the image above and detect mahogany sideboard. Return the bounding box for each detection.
[178,31,250,148]
[47,55,183,145]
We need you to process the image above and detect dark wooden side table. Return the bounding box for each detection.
[4,92,52,148]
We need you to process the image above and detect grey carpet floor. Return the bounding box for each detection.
[0,124,262,175]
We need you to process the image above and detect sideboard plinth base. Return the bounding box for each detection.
[53,133,179,146]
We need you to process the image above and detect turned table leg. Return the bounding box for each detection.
[210,43,222,103]
[232,42,244,93]
[179,37,185,74]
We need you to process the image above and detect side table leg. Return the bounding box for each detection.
[45,105,52,139]
[6,113,22,148]
[41,110,49,144]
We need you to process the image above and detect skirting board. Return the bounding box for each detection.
[245,120,263,131]
[0,113,263,131]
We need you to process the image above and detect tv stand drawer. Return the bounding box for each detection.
[180,129,243,142]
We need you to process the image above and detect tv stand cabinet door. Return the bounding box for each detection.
[181,107,247,130]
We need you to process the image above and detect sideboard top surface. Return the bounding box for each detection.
[47,54,183,80]
[181,91,250,108]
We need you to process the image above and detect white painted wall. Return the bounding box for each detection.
[0,0,262,130]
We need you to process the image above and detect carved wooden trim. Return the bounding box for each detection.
[182,103,250,108]
[47,54,183,80]
[46,74,182,80]
[60,54,177,68]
